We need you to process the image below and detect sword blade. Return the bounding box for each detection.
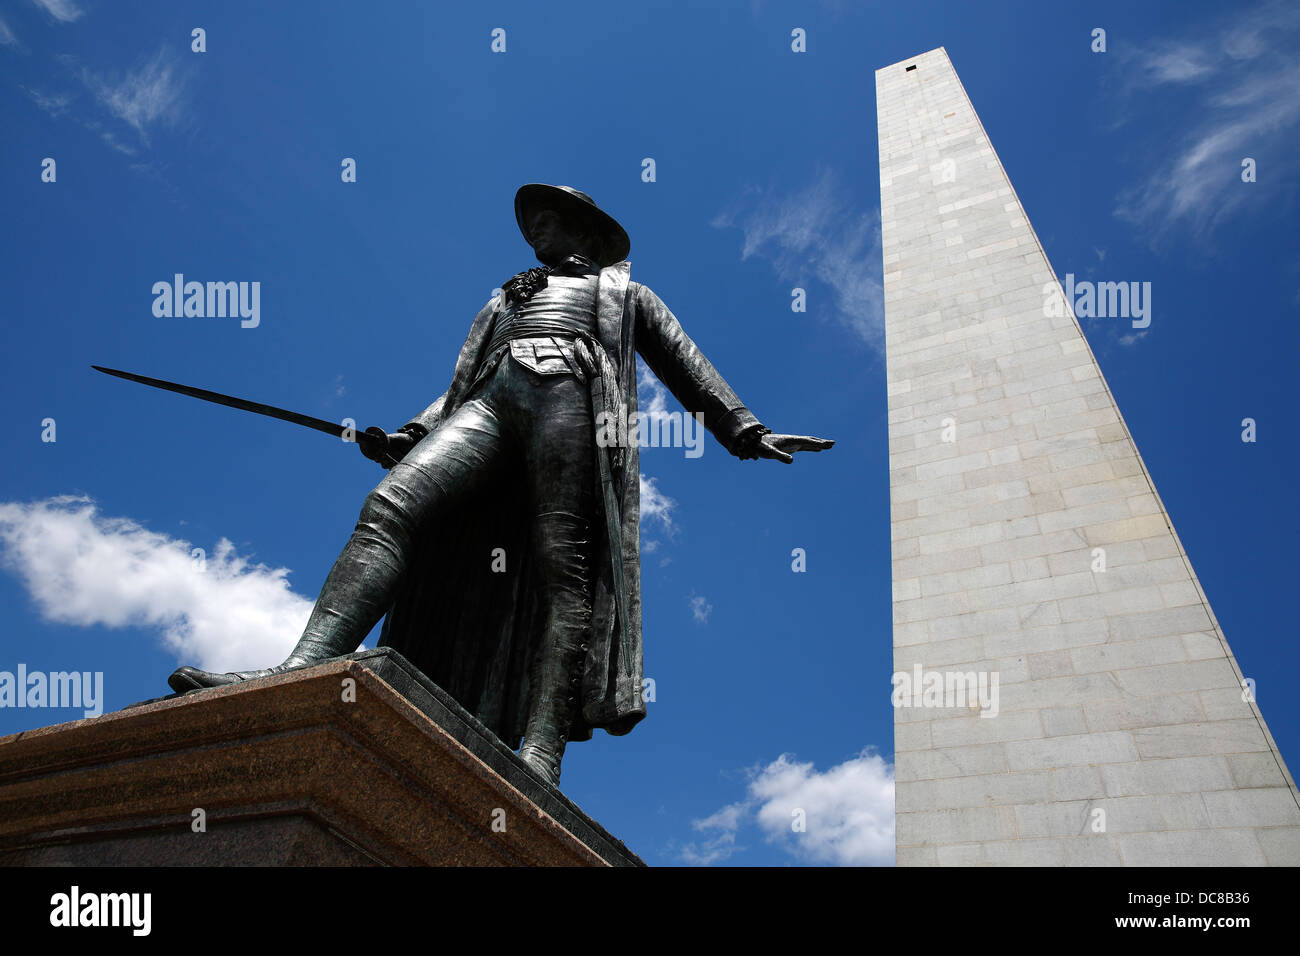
[92,365,359,442]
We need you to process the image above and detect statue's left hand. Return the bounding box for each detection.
[755,433,835,464]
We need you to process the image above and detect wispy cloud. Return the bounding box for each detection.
[680,802,744,865]
[76,116,136,155]
[23,86,73,117]
[75,47,187,144]
[688,593,712,624]
[28,47,188,160]
[1141,42,1216,84]
[0,15,18,46]
[712,167,884,350]
[681,748,895,866]
[0,496,308,672]
[1112,0,1300,240]
[99,129,136,155]
[29,0,83,23]
[25,86,136,155]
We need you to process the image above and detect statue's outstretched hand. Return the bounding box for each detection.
[755,432,835,464]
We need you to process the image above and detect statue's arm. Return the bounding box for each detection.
[357,295,500,468]
[631,282,769,458]
[400,394,447,439]
[401,296,501,436]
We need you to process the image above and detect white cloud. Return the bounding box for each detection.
[0,15,18,46]
[77,47,186,143]
[636,359,679,546]
[688,593,712,624]
[712,167,884,351]
[680,802,746,865]
[683,748,895,866]
[638,474,675,531]
[636,358,674,432]
[29,0,83,23]
[1113,1,1300,240]
[1142,43,1216,84]
[32,48,187,159]
[0,496,309,672]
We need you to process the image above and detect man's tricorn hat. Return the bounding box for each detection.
[515,183,631,268]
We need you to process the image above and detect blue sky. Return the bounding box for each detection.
[1,0,1297,866]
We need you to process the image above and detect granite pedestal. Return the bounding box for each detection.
[0,649,642,866]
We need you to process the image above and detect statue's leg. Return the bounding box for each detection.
[512,368,597,786]
[168,397,507,692]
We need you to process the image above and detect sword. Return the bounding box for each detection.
[569,340,634,671]
[91,365,399,467]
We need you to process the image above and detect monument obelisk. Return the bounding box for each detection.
[878,47,1300,865]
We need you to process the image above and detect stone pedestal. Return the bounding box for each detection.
[0,649,642,866]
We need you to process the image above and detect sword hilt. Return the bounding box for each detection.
[361,426,401,469]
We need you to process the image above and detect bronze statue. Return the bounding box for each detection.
[164,184,833,786]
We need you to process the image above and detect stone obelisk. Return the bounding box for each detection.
[877,47,1300,865]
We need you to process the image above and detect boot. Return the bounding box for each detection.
[167,487,414,694]
[517,638,586,787]
[167,635,355,692]
[517,511,592,787]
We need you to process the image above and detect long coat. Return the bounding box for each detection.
[377,261,763,749]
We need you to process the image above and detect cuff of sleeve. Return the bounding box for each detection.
[731,422,772,461]
[712,407,761,453]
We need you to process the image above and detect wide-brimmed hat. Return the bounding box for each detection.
[515,184,630,267]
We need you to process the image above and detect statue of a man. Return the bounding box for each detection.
[169,184,833,786]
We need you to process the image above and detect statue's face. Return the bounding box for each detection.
[527,209,596,263]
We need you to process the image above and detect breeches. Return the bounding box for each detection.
[301,348,597,660]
